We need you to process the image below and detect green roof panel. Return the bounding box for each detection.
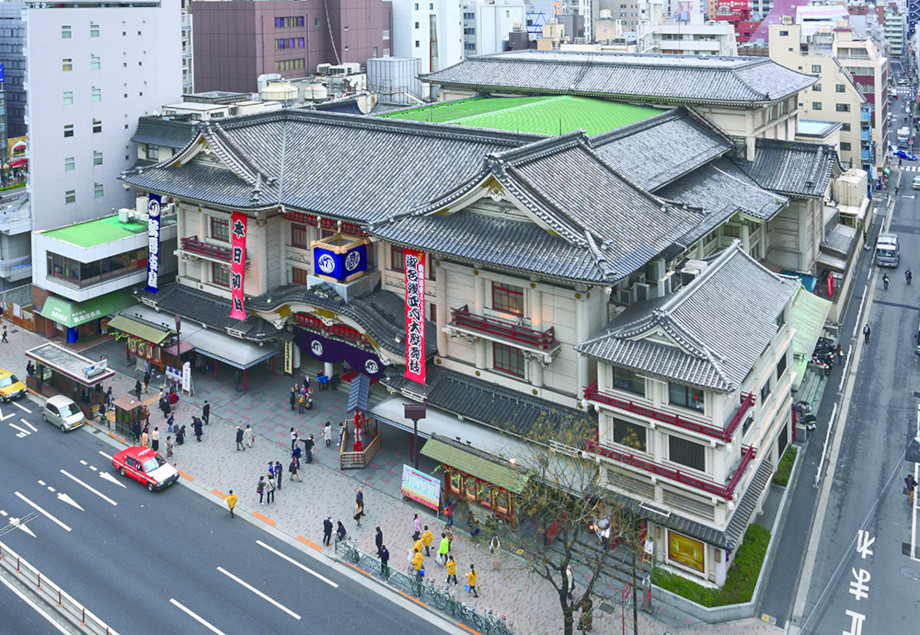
[381,96,660,136]
[107,315,171,345]
[789,286,832,390]
[420,435,530,494]
[43,214,149,248]
[39,291,137,328]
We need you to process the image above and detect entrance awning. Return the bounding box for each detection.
[107,314,171,345]
[421,435,530,494]
[40,291,136,328]
[184,328,279,370]
[790,287,833,390]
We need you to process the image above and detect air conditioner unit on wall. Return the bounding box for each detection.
[634,283,650,302]
[618,289,632,305]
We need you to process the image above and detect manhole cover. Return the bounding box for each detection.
[901,567,920,581]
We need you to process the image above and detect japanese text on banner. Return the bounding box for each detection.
[404,250,426,384]
[146,194,161,293]
[230,211,247,320]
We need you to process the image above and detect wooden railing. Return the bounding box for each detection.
[450,304,556,350]
[180,236,232,261]
[340,426,380,470]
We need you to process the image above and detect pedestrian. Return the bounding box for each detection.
[908,269,914,285]
[257,476,266,505]
[202,400,210,425]
[304,434,315,463]
[336,521,347,542]
[167,413,175,433]
[447,555,458,586]
[234,370,242,392]
[159,394,170,418]
[134,380,142,401]
[165,435,174,459]
[380,544,390,578]
[438,533,449,565]
[303,373,311,392]
[863,324,871,343]
[883,273,890,289]
[413,513,422,541]
[243,424,254,448]
[266,472,277,504]
[444,501,455,527]
[323,421,332,447]
[289,386,297,411]
[289,457,302,482]
[151,427,160,452]
[106,386,113,409]
[176,424,186,445]
[323,517,333,545]
[141,428,149,448]
[226,490,238,519]
[297,392,306,414]
[355,487,364,518]
[292,444,302,462]
[354,501,363,527]
[290,427,300,452]
[412,549,425,581]
[414,534,424,555]
[467,564,479,597]
[422,525,433,556]
[168,387,178,410]
[337,422,344,447]
[143,370,151,394]
[132,420,141,444]
[565,564,575,604]
[1,325,7,343]
[907,474,918,504]
[192,417,203,442]
[375,526,384,556]
[236,426,245,451]
[275,461,283,490]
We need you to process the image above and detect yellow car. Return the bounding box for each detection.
[0,369,27,402]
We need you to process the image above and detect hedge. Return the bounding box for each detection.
[651,524,771,607]
[772,446,797,487]
[0,182,25,192]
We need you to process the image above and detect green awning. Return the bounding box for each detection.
[107,314,171,345]
[420,435,530,494]
[40,291,136,328]
[790,286,833,390]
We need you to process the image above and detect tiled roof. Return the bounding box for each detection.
[124,162,260,210]
[131,116,197,149]
[247,285,438,357]
[736,138,837,198]
[577,242,798,391]
[421,51,818,105]
[373,133,703,284]
[589,108,733,191]
[134,284,281,343]
[421,435,531,494]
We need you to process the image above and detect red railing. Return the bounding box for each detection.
[450,305,556,350]
[180,236,231,261]
[584,382,754,443]
[585,432,756,500]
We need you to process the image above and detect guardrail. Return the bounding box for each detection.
[0,540,118,634]
[334,538,513,634]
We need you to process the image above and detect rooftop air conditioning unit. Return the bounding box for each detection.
[316,63,332,75]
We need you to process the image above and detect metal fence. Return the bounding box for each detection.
[334,538,513,634]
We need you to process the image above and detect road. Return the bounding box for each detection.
[0,401,447,634]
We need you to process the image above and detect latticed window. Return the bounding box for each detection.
[291,223,308,248]
[210,217,230,242]
[493,343,524,378]
[212,263,229,287]
[491,282,523,315]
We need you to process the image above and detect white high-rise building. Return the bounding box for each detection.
[392,0,463,80]
[463,0,526,57]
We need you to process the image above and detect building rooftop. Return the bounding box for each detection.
[42,214,147,248]
[379,95,660,135]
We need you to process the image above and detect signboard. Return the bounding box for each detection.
[313,243,368,282]
[230,211,247,320]
[181,361,191,393]
[284,339,293,375]
[403,250,426,384]
[401,464,440,511]
[146,194,161,293]
[83,359,108,379]
[294,327,385,378]
[0,64,5,84]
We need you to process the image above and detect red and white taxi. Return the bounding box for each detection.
[112,446,180,492]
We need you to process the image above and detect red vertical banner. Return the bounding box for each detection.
[230,211,248,320]
[404,249,426,384]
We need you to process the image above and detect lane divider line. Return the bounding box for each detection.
[296,536,323,552]
[216,567,301,620]
[252,511,276,527]
[19,418,36,432]
[169,598,227,635]
[257,540,338,588]
[14,492,71,532]
[59,470,117,506]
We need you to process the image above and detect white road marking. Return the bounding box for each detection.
[8,516,36,538]
[169,599,227,635]
[8,422,30,436]
[0,569,70,634]
[216,567,301,620]
[256,540,338,588]
[59,470,117,506]
[88,465,98,472]
[0,405,15,421]
[56,493,84,511]
[19,418,36,432]
[80,460,88,466]
[12,400,31,414]
[37,480,45,486]
[0,510,6,516]
[14,492,71,532]
[47,487,55,493]
[98,451,114,461]
[99,472,126,488]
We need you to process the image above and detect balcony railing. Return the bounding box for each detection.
[449,304,556,350]
[585,432,757,500]
[584,382,754,443]
[180,236,231,261]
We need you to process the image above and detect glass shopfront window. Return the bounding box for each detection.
[668,530,705,572]
[47,249,146,288]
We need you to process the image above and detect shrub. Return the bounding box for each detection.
[0,182,25,192]
[772,446,798,487]
[651,524,771,607]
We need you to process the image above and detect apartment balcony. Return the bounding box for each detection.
[178,236,232,263]
[0,255,31,282]
[449,304,557,351]
[0,193,31,236]
[861,127,872,142]
[861,149,872,162]
[585,432,757,500]
[584,381,755,443]
[860,107,872,123]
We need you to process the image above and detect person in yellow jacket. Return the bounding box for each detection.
[413,537,424,554]
[466,563,478,597]
[421,525,434,556]
[412,549,425,581]
[446,555,458,586]
[226,490,238,519]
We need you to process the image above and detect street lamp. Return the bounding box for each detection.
[404,403,426,469]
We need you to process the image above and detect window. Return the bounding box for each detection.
[776,353,787,380]
[811,84,821,92]
[93,119,102,133]
[62,58,72,71]
[292,268,309,285]
[811,64,821,73]
[836,104,850,112]
[63,91,73,105]
[64,157,75,171]
[612,417,646,452]
[383,29,389,40]
[147,144,159,160]
[65,190,76,204]
[812,102,822,111]
[91,55,100,70]
[779,29,788,36]
[840,142,852,151]
[414,2,419,8]
[760,378,771,402]
[429,303,437,322]
[93,183,104,199]
[274,58,305,72]
[291,223,308,248]
[415,21,420,28]
[841,123,851,132]
[92,151,103,166]
[415,40,420,48]
[390,244,405,272]
[611,367,644,396]
[491,282,524,315]
[669,383,704,412]
[210,217,230,242]
[668,435,705,471]
[91,87,101,102]
[62,25,72,39]
[668,531,705,572]
[836,84,846,93]
[64,124,74,138]
[493,342,525,377]
[90,22,99,37]
[315,18,320,26]
[212,263,229,287]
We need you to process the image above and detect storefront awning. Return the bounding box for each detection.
[421,436,530,494]
[40,291,136,328]
[107,314,171,345]
[184,328,279,370]
[790,287,833,390]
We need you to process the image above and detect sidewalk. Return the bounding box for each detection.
[8,325,776,634]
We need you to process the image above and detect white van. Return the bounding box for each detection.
[42,395,86,432]
[898,127,910,144]
[875,233,900,268]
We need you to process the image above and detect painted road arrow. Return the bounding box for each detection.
[99,472,126,488]
[0,405,16,422]
[56,492,84,511]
